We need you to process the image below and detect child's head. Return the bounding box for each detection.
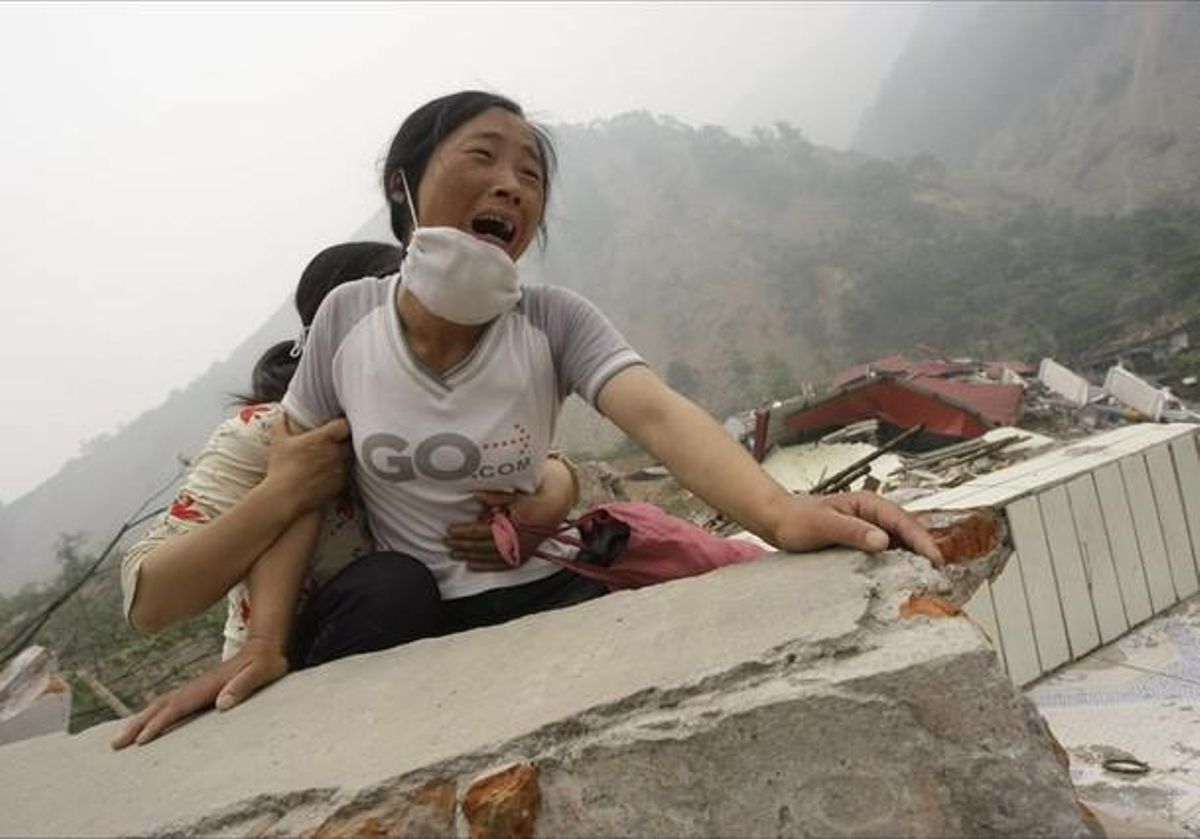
[295,241,402,325]
[244,242,403,404]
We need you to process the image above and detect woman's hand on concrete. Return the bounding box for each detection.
[110,636,289,750]
[444,457,578,571]
[769,491,943,565]
[263,416,351,516]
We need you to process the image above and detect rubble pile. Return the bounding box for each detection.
[746,352,1196,503]
[617,350,1198,531]
[0,646,71,746]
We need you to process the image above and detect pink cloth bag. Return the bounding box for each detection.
[489,502,765,590]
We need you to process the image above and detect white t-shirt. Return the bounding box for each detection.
[282,274,643,599]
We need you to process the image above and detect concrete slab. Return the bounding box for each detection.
[0,546,1092,837]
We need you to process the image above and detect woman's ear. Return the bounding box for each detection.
[387,171,407,206]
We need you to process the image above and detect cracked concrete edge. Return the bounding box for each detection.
[155,622,1086,838]
[145,541,1024,838]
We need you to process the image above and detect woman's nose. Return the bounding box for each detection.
[490,169,524,205]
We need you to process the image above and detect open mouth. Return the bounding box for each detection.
[470,213,516,247]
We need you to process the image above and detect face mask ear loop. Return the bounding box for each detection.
[288,325,310,359]
[399,169,420,232]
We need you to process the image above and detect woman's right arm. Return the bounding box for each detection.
[127,416,350,634]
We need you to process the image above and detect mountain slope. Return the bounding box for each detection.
[0,210,394,592]
[855,1,1200,212]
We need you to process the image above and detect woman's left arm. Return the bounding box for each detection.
[597,366,942,562]
[444,455,579,570]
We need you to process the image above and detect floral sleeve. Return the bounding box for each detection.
[120,402,373,659]
[119,405,280,639]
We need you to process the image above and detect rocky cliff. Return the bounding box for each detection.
[856,1,1200,212]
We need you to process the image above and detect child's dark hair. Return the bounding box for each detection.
[382,91,557,245]
[240,241,403,405]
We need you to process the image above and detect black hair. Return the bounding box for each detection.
[294,241,402,326]
[239,241,403,405]
[381,91,557,245]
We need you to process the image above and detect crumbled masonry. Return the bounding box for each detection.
[0,509,1095,837]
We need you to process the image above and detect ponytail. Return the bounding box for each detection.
[235,340,297,405]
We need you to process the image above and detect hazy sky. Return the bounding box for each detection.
[0,1,923,504]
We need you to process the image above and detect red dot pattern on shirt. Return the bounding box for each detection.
[238,404,273,424]
[169,493,207,522]
[481,423,533,455]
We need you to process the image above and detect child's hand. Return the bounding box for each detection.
[110,636,288,750]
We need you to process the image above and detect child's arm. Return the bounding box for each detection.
[111,510,320,749]
[212,507,319,709]
[597,366,942,562]
[128,417,347,634]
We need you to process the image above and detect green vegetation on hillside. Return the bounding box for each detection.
[827,203,1200,362]
[0,536,224,733]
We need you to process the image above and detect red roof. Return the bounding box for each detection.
[832,354,979,388]
[784,375,1024,440]
[833,354,1036,388]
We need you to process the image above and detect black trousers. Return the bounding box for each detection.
[287,552,609,670]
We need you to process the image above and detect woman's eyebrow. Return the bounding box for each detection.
[465,130,542,166]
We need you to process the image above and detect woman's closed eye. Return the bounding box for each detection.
[467,147,495,162]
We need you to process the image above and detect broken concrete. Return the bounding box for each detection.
[1039,358,1092,407]
[0,536,1092,837]
[0,645,71,746]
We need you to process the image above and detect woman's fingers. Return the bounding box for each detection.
[773,492,942,565]
[448,542,509,567]
[312,417,351,443]
[445,520,511,566]
[445,521,493,541]
[466,557,515,571]
[791,503,890,554]
[265,414,351,511]
[267,415,349,443]
[444,531,517,570]
[445,523,503,561]
[825,492,943,564]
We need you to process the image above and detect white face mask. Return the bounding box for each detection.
[401,227,521,325]
[397,171,522,326]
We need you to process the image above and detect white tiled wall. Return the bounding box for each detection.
[910,424,1200,687]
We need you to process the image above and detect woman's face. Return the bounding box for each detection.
[414,107,546,261]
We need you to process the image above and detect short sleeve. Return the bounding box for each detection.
[281,286,348,430]
[523,286,645,406]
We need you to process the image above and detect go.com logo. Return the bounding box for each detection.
[361,432,532,483]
